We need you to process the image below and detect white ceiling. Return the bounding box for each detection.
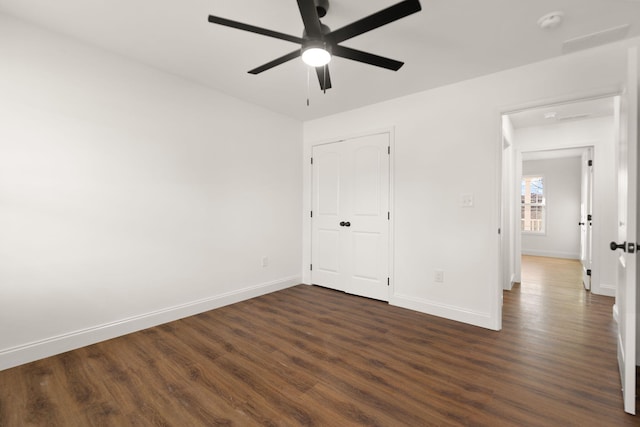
[1,0,640,121]
[508,96,616,129]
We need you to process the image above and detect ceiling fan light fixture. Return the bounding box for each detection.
[302,47,331,67]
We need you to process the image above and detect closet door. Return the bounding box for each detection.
[311,133,390,301]
[311,142,346,291]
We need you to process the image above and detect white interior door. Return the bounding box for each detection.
[580,148,594,290]
[311,143,345,291]
[613,47,638,415]
[311,133,390,301]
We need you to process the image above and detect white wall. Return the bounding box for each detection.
[521,157,582,259]
[303,37,639,330]
[513,117,617,296]
[0,15,303,369]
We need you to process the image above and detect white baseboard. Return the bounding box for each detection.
[596,283,616,297]
[503,273,515,291]
[521,249,580,259]
[0,276,300,371]
[390,293,497,331]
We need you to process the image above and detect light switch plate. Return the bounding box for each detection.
[460,193,474,207]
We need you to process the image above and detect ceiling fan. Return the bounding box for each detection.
[207,0,422,91]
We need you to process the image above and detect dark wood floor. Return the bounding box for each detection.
[0,256,637,426]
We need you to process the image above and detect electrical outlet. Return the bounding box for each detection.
[262,256,269,267]
[434,270,444,283]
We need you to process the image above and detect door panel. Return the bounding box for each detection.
[316,230,340,272]
[311,133,390,301]
[316,152,340,216]
[349,229,389,300]
[354,146,382,216]
[312,146,345,291]
[580,148,593,290]
[352,231,381,280]
[615,47,637,415]
[345,134,390,300]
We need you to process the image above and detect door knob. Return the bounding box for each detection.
[339,221,345,227]
[610,241,626,252]
[578,222,585,226]
[344,221,351,227]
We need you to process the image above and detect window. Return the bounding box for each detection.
[521,176,545,233]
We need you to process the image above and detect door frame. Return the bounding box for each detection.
[497,90,620,331]
[514,145,598,288]
[302,127,396,296]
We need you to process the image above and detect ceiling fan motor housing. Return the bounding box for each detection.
[302,23,331,42]
[315,0,329,18]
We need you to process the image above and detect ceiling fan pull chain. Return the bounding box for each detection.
[306,66,311,106]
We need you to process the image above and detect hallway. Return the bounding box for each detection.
[509,255,639,417]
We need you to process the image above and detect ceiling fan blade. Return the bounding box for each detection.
[296,0,323,38]
[316,65,332,90]
[248,50,301,74]
[328,0,421,44]
[332,45,404,71]
[208,15,304,45]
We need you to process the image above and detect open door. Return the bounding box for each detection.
[580,147,594,290]
[612,47,638,416]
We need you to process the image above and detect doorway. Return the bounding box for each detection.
[498,49,637,416]
[501,96,617,298]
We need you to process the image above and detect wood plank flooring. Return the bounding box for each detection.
[0,255,638,426]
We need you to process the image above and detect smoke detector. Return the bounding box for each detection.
[538,11,564,30]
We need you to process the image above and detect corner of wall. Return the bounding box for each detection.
[0,276,300,371]
[390,294,499,331]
